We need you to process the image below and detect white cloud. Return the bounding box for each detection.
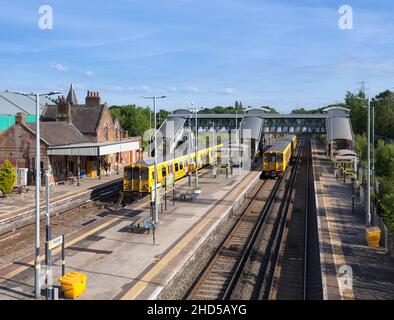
[163,86,178,93]
[50,61,67,72]
[85,70,95,78]
[217,88,239,95]
[182,86,200,93]
[302,59,394,76]
[127,85,153,93]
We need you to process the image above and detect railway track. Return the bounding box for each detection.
[185,177,279,299]
[186,143,305,300]
[186,138,308,300]
[261,137,322,300]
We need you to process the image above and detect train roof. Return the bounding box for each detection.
[133,144,222,167]
[265,135,295,153]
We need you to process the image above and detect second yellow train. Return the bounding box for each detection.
[262,135,297,178]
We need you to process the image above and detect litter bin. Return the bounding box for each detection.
[366,227,381,248]
[58,271,87,299]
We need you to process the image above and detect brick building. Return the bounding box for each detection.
[0,85,141,184]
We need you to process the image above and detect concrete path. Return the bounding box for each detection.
[0,169,259,300]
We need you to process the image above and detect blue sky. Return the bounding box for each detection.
[1,0,394,113]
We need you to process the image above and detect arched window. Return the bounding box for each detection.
[104,123,109,141]
[115,124,120,140]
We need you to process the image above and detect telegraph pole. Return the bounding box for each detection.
[357,82,372,226]
[6,89,61,298]
[142,96,167,224]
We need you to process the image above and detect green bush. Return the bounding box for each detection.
[0,160,16,196]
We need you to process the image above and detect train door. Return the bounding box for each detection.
[161,165,167,186]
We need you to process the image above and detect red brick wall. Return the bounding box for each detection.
[0,124,49,170]
[95,104,122,143]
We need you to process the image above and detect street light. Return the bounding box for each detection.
[354,93,372,226]
[188,103,202,189]
[6,89,61,298]
[142,96,167,225]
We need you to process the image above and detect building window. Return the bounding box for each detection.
[104,123,109,141]
[115,124,119,139]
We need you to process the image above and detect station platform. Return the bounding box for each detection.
[0,168,260,300]
[0,174,122,235]
[312,139,394,300]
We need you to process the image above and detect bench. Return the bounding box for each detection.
[12,186,30,194]
[174,189,199,202]
[129,217,155,234]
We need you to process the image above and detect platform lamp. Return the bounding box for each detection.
[354,93,372,226]
[187,103,203,190]
[141,96,167,225]
[6,89,61,298]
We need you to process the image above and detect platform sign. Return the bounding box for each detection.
[150,187,162,204]
[166,174,174,186]
[47,236,63,250]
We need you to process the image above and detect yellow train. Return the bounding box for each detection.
[123,144,222,194]
[262,135,297,178]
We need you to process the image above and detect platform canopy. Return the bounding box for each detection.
[336,149,358,157]
[47,140,140,157]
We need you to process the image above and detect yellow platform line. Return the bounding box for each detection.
[121,173,255,300]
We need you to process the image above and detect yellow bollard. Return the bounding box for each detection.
[58,272,88,299]
[365,227,381,248]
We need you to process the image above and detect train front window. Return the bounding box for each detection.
[124,168,133,180]
[277,154,283,163]
[265,153,276,163]
[125,167,148,180]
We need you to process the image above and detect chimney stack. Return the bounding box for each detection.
[15,112,26,125]
[56,96,73,123]
[85,90,101,106]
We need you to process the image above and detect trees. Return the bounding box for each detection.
[354,134,368,163]
[373,140,394,234]
[371,90,394,139]
[262,106,279,114]
[375,140,394,178]
[0,160,16,197]
[344,91,367,135]
[290,107,325,114]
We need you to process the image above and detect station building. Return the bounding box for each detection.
[0,85,141,184]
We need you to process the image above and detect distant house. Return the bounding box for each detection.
[0,85,141,184]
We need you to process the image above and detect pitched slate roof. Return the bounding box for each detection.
[24,122,91,146]
[41,104,104,134]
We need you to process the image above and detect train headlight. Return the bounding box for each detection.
[143,184,148,189]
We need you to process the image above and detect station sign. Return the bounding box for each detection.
[150,187,163,204]
[47,236,63,250]
[166,174,174,186]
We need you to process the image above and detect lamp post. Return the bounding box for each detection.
[142,96,167,224]
[6,89,61,298]
[188,103,201,189]
[367,97,371,226]
[354,93,372,226]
